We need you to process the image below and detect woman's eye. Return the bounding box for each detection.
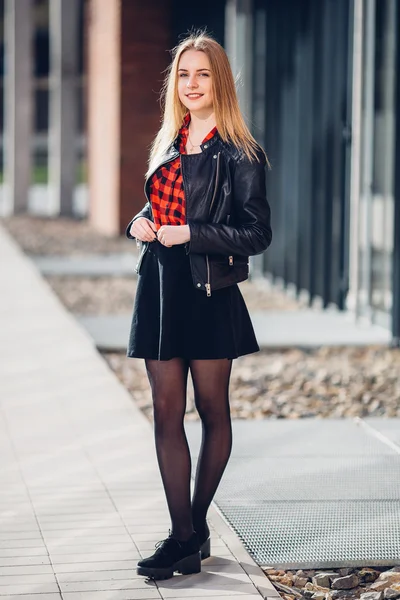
[178,73,210,77]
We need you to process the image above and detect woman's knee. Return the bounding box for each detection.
[153,394,185,430]
[195,394,230,426]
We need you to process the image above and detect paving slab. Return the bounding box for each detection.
[30,254,137,277]
[0,596,62,600]
[75,309,391,352]
[250,309,391,346]
[0,223,275,599]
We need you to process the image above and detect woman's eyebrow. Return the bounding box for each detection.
[178,68,211,72]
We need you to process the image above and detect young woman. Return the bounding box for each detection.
[125,32,272,580]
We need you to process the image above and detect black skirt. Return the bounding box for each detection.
[126,240,259,361]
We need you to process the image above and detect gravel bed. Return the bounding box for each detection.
[3,213,400,599]
[2,214,134,255]
[46,276,138,315]
[44,274,301,314]
[265,566,400,600]
[103,345,400,422]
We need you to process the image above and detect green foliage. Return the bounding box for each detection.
[0,161,87,184]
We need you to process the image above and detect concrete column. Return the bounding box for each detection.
[3,0,33,215]
[87,0,172,237]
[48,0,80,216]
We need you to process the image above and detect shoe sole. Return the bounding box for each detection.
[137,550,201,580]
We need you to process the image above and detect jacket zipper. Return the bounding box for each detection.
[135,242,147,274]
[205,152,221,297]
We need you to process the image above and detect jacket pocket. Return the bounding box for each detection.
[228,254,249,267]
[210,257,249,291]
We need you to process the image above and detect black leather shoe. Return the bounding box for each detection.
[194,521,211,560]
[136,530,201,580]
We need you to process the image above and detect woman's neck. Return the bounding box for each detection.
[188,110,216,140]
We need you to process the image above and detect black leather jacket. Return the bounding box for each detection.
[125,131,272,296]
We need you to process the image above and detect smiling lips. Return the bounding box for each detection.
[186,93,203,99]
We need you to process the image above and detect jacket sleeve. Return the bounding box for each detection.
[125,201,153,240]
[186,152,272,256]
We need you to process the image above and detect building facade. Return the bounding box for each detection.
[226,0,400,343]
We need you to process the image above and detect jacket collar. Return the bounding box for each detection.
[172,133,220,152]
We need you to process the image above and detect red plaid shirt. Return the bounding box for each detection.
[149,113,217,229]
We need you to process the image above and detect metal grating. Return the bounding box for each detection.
[216,501,400,569]
[185,418,400,569]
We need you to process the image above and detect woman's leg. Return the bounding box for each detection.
[189,358,233,531]
[145,357,194,541]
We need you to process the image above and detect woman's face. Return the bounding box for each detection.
[177,50,213,115]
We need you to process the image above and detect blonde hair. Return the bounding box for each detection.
[146,31,270,178]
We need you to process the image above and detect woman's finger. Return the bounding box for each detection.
[133,222,151,242]
[130,218,156,241]
[143,221,157,240]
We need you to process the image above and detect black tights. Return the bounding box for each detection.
[145,357,233,540]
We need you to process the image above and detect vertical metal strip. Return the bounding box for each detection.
[392,0,400,345]
[359,0,376,320]
[296,0,313,302]
[309,0,324,303]
[330,0,351,310]
[347,0,364,317]
[381,0,397,320]
[321,0,334,307]
[340,0,355,312]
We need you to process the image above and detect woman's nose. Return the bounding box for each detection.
[187,77,198,88]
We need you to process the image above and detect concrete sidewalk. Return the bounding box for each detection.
[0,223,280,599]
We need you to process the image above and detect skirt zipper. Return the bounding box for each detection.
[205,151,221,297]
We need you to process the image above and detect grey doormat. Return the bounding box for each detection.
[184,418,400,569]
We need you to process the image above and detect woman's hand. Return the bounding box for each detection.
[129,218,157,242]
[157,225,191,247]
